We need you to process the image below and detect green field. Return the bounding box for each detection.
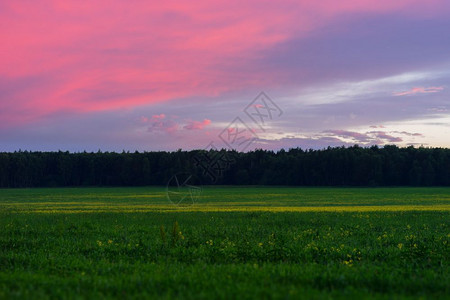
[0,187,449,299]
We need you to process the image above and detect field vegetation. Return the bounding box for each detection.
[0,187,449,299]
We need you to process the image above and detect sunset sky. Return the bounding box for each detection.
[1,0,449,152]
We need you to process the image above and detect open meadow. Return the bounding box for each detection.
[0,187,449,299]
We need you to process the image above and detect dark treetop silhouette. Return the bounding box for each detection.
[1,145,449,187]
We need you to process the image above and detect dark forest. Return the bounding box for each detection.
[1,145,449,187]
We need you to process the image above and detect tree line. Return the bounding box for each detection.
[0,145,449,187]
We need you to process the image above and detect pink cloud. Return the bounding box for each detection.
[393,86,444,96]
[183,119,211,130]
[151,114,166,121]
[141,115,211,133]
[1,0,449,130]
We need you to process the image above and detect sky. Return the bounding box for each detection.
[1,0,449,152]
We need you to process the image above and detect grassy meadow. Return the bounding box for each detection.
[0,187,449,299]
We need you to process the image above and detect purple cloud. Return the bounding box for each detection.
[323,130,372,143]
[320,129,404,145]
[142,114,179,134]
[368,131,403,143]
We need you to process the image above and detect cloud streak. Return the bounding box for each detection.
[393,86,444,96]
[319,129,424,145]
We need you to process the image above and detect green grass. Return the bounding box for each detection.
[0,187,449,299]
